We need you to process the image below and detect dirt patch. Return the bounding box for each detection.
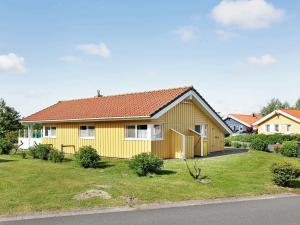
[73,189,112,200]
[121,195,139,207]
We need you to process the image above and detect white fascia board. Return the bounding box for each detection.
[277,110,300,123]
[151,90,232,134]
[253,111,278,126]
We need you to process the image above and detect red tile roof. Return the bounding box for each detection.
[280,109,300,120]
[22,86,192,122]
[228,114,262,127]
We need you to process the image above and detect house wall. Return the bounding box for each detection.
[42,121,152,158]
[151,100,225,158]
[257,114,300,134]
[225,118,249,133]
[42,100,225,159]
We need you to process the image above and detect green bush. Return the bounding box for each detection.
[29,144,51,160]
[227,134,300,145]
[280,141,298,157]
[0,138,14,154]
[241,143,248,149]
[48,149,64,163]
[224,139,232,147]
[271,162,300,187]
[129,153,164,176]
[75,146,100,168]
[232,142,242,148]
[250,138,268,151]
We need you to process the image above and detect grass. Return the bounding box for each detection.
[0,150,299,215]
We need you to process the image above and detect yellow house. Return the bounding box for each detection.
[20,86,232,159]
[253,109,300,135]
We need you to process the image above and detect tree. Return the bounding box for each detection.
[0,99,22,139]
[260,98,289,116]
[294,98,300,109]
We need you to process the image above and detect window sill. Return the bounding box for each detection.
[125,138,150,141]
[80,137,95,140]
[44,136,56,139]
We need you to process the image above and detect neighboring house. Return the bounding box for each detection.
[19,86,232,159]
[253,109,300,135]
[224,114,261,133]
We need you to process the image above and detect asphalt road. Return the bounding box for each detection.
[1,196,300,225]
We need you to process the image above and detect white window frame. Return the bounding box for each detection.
[79,125,96,139]
[265,124,270,132]
[195,124,208,138]
[125,124,163,141]
[43,126,56,138]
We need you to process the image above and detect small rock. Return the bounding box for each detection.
[200,179,211,184]
[73,189,112,200]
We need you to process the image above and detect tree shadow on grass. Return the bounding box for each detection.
[289,180,300,189]
[155,169,177,176]
[98,161,115,169]
[0,158,15,163]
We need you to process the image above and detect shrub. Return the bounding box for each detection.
[232,142,242,148]
[75,146,100,168]
[48,149,64,163]
[271,162,300,187]
[129,153,164,176]
[241,143,248,149]
[29,144,51,160]
[0,138,14,154]
[280,141,298,157]
[250,138,267,151]
[224,139,232,147]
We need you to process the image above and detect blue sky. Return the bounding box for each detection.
[0,0,299,117]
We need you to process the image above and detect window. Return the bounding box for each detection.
[152,124,163,140]
[137,125,148,139]
[44,126,56,138]
[125,124,163,140]
[125,125,136,138]
[287,124,292,133]
[80,126,95,138]
[265,124,270,132]
[274,124,279,132]
[195,124,208,137]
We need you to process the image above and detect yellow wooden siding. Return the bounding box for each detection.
[151,100,225,158]
[42,100,225,159]
[42,121,151,158]
[185,136,194,158]
[257,114,300,134]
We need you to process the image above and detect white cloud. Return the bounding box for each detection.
[215,29,238,40]
[78,43,111,58]
[59,55,82,63]
[0,53,26,73]
[174,26,199,42]
[211,0,285,29]
[248,54,277,66]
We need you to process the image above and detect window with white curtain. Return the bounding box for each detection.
[151,124,163,140]
[125,124,163,140]
[80,126,95,138]
[44,126,56,138]
[137,125,148,139]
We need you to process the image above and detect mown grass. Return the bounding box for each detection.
[0,150,299,215]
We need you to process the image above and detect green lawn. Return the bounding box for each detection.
[0,150,299,215]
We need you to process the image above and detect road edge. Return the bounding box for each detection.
[0,193,298,222]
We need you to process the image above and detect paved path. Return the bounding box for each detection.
[1,196,300,225]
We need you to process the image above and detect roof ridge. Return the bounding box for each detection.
[60,85,193,102]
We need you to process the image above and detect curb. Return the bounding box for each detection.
[0,193,298,222]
